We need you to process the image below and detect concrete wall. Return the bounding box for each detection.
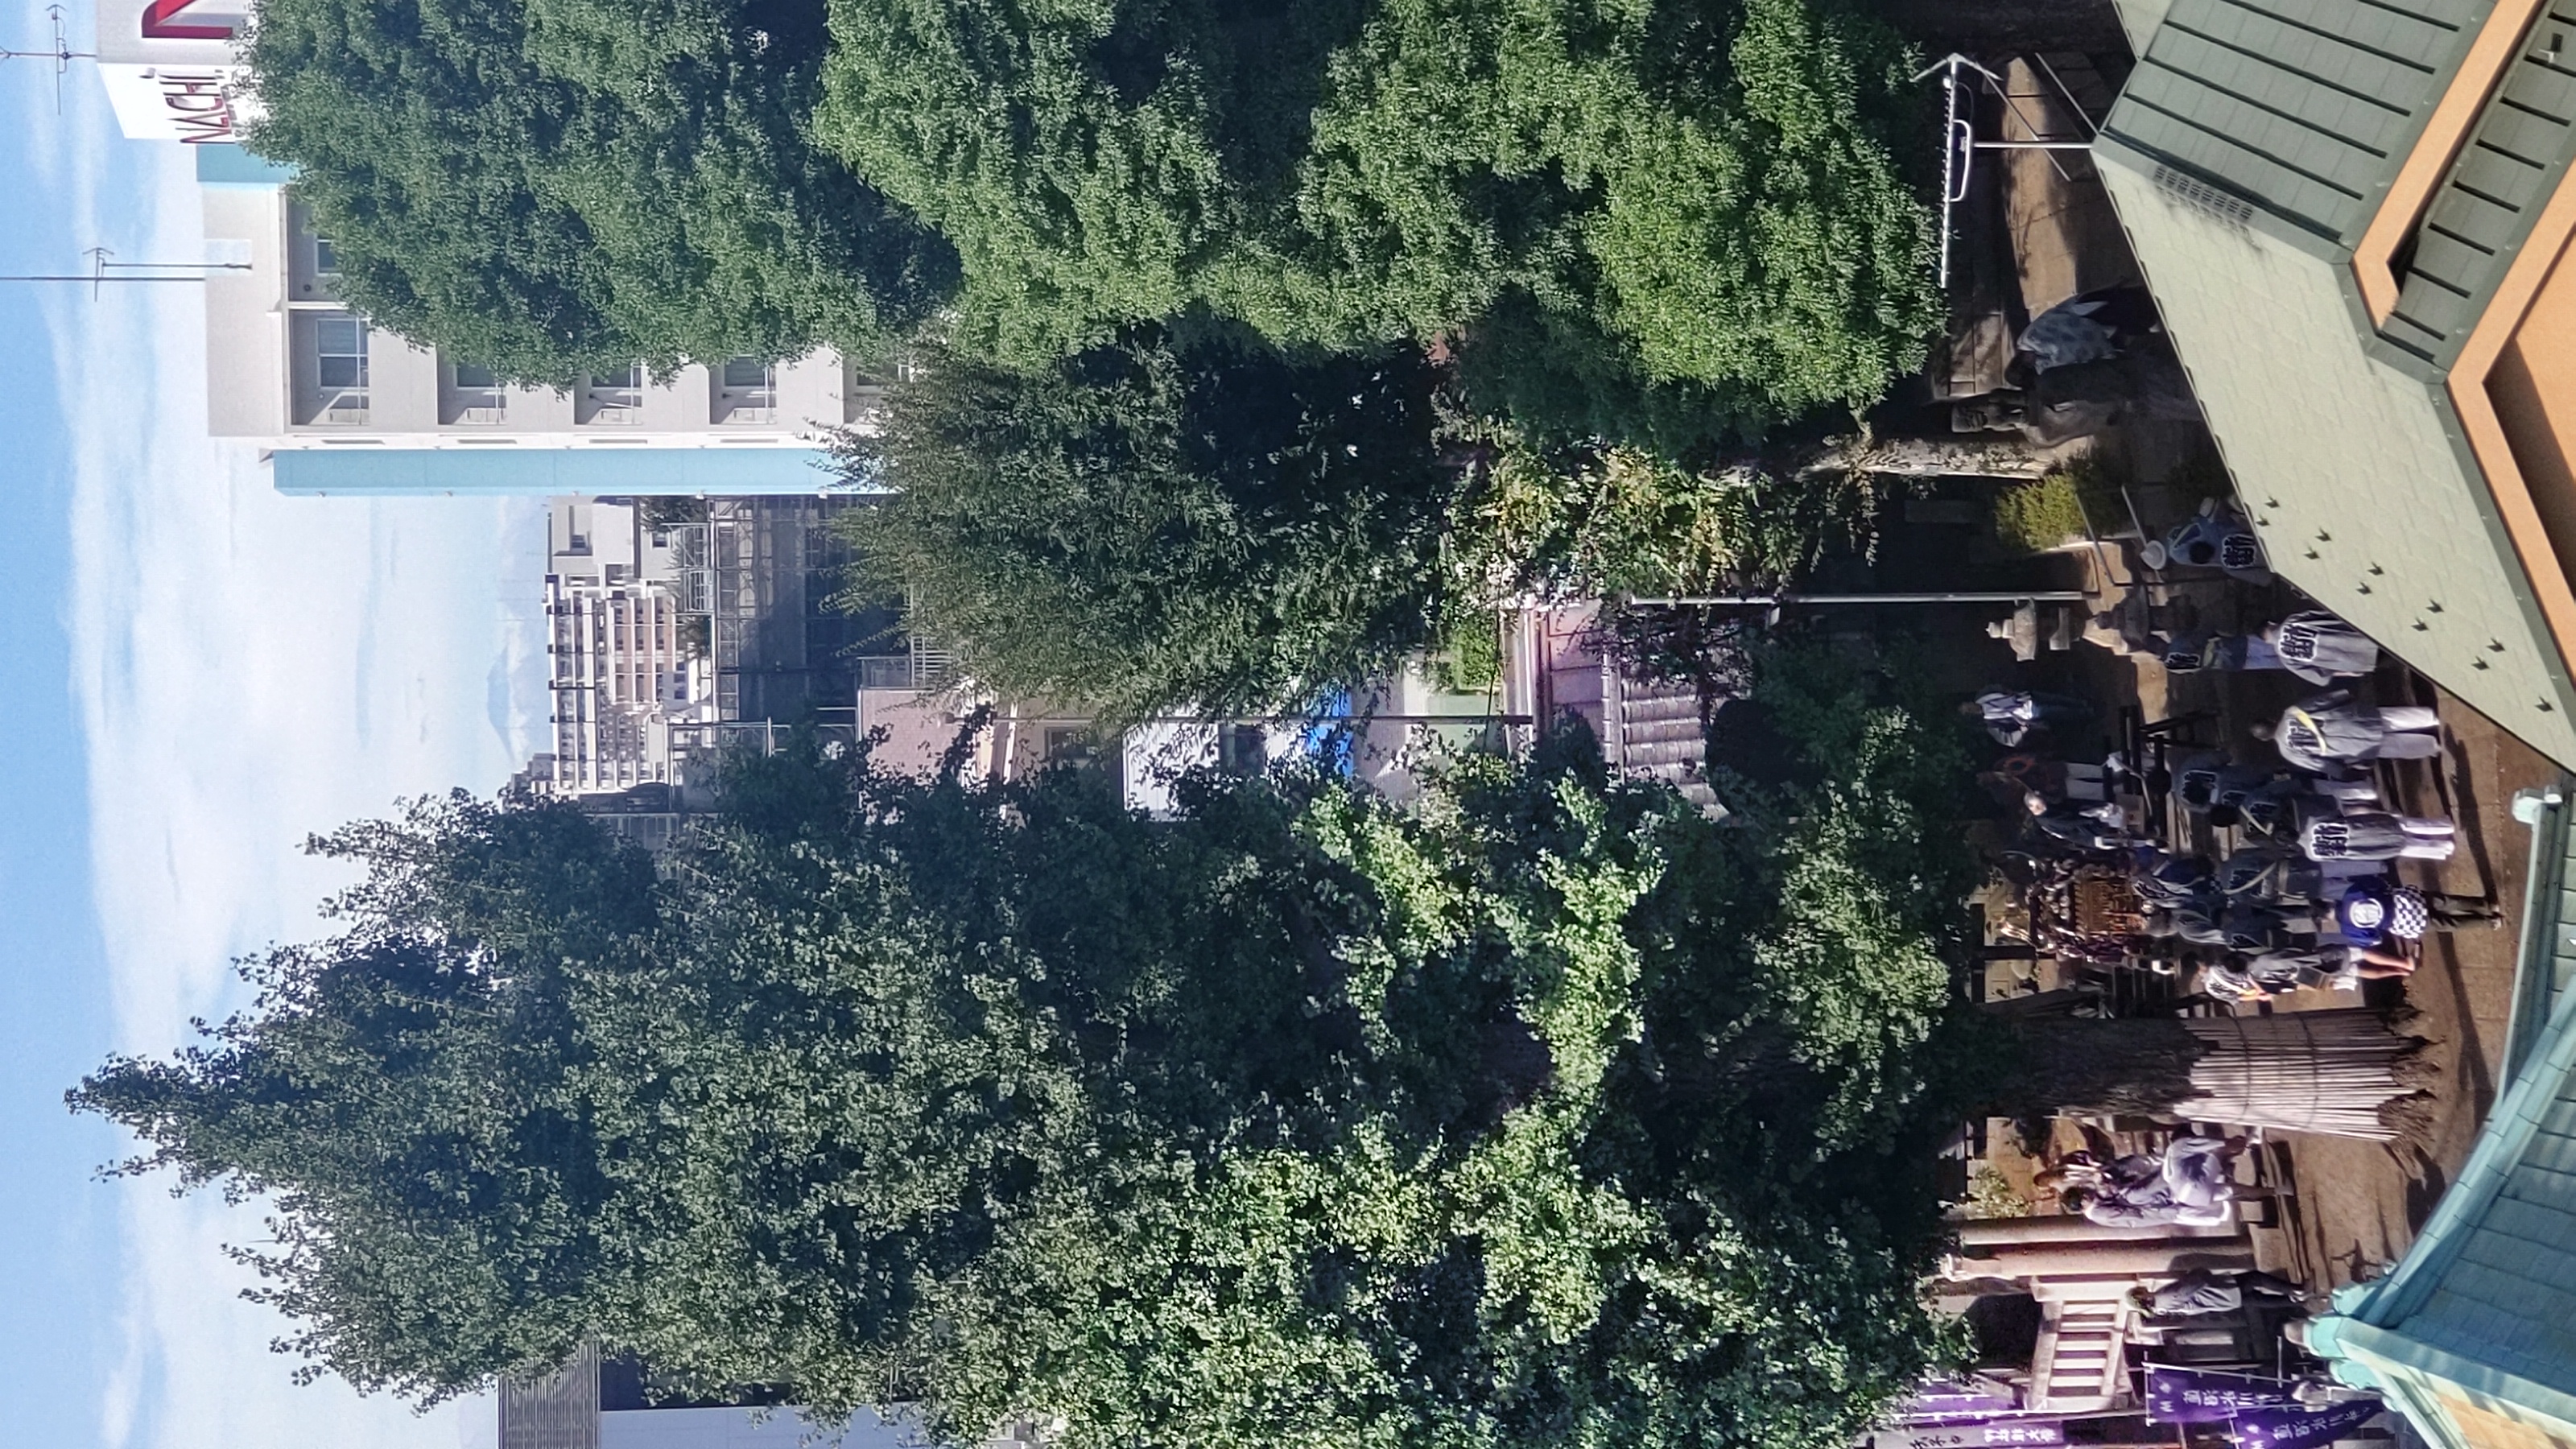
[200,186,283,436]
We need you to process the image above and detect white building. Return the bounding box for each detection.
[93,0,253,147]
[196,186,875,496]
[548,497,695,593]
[97,0,881,496]
[545,500,713,797]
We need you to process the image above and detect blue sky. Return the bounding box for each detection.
[2,4,547,1443]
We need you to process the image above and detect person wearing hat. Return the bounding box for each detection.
[2334,878,2502,942]
[2149,504,2273,584]
[2254,688,2442,773]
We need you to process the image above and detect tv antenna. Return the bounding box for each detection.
[0,7,92,114]
[1914,53,2101,290]
[0,248,254,298]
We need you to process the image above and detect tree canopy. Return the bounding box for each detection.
[242,0,1938,441]
[75,657,1979,1449]
[815,0,1939,435]
[246,0,958,380]
[832,330,1460,722]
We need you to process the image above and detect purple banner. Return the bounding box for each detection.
[2145,1367,2295,1424]
[2229,1400,2384,1449]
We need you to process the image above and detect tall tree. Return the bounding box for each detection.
[246,0,959,380]
[830,336,2042,720]
[74,663,1982,1449]
[832,330,1460,722]
[79,653,2420,1443]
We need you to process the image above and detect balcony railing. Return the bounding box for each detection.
[856,649,952,691]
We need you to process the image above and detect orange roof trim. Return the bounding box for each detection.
[2452,160,2576,685]
[2355,0,2552,324]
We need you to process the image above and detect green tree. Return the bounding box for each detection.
[813,0,1938,438]
[246,0,959,380]
[832,330,1459,722]
[1303,0,1940,432]
[831,340,1974,720]
[74,696,1976,1449]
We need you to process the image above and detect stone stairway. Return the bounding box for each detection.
[2031,1294,2133,1414]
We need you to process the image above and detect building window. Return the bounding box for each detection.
[716,357,777,423]
[290,205,343,299]
[447,361,507,423]
[314,316,369,421]
[1219,721,1268,775]
[582,363,645,424]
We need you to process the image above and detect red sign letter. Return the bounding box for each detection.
[140,0,236,41]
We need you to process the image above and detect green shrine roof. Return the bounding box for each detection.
[2311,784,2576,1448]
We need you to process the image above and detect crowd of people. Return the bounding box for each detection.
[1971,592,2494,1009]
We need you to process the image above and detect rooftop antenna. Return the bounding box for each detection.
[1913,52,2099,290]
[0,7,91,114]
[0,248,254,296]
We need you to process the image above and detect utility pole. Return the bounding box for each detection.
[0,7,91,114]
[0,249,253,297]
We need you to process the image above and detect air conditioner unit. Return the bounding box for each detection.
[457,405,507,424]
[325,407,370,424]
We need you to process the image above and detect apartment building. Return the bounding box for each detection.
[535,495,900,803]
[544,500,714,797]
[95,4,877,497]
[196,184,876,496]
[547,576,707,795]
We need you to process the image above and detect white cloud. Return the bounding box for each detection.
[42,39,545,1449]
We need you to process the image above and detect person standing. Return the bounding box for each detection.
[2199,943,2416,1001]
[2255,689,2442,772]
[2130,1269,2309,1317]
[2334,879,2501,942]
[2161,1134,2252,1212]
[2301,810,2457,863]
[2265,611,2381,686]
[1971,689,2093,747]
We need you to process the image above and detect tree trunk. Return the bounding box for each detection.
[1866,0,2130,58]
[1998,1009,2431,1141]
[1788,434,2058,481]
